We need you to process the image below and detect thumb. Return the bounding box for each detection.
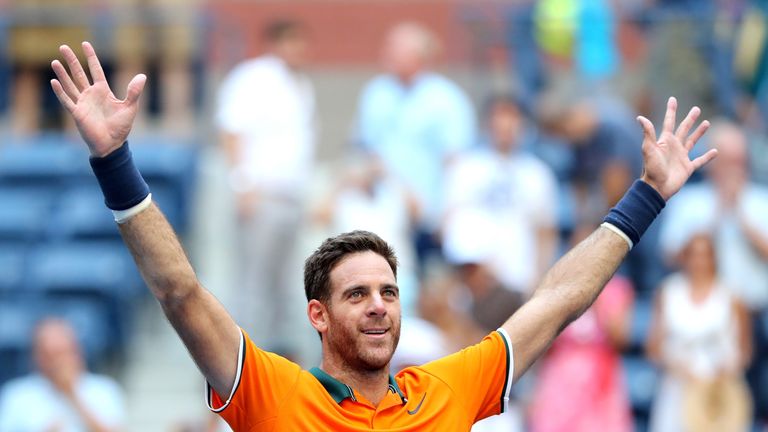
[637,115,657,144]
[124,74,147,106]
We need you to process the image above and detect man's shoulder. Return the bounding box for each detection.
[1,374,46,391]
[0,374,51,403]
[225,55,285,82]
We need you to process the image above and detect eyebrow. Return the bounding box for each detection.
[340,283,399,297]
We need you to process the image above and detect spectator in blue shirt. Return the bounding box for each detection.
[356,22,476,269]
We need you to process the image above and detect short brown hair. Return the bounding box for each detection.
[264,19,305,43]
[304,230,398,304]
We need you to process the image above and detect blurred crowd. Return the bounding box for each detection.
[1,0,768,431]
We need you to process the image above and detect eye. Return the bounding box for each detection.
[383,288,398,297]
[350,290,364,299]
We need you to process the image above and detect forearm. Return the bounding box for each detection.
[742,222,768,260]
[117,203,240,395]
[503,227,629,380]
[118,203,199,302]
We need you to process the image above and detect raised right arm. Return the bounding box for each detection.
[50,42,240,397]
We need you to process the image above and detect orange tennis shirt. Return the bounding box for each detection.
[206,328,514,431]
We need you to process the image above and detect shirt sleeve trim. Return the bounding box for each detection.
[206,329,246,413]
[495,328,514,414]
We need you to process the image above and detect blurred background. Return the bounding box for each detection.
[0,0,768,431]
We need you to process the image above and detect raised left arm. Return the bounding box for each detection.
[502,97,717,382]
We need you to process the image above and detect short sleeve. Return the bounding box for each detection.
[418,329,514,423]
[206,329,302,430]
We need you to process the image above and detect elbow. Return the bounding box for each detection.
[152,273,201,307]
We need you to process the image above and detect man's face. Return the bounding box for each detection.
[489,103,522,152]
[324,251,401,371]
[274,32,310,70]
[34,321,83,382]
[382,29,424,81]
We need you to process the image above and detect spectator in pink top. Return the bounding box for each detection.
[528,226,635,432]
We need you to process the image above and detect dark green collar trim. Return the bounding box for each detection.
[309,367,355,404]
[309,367,406,405]
[388,375,407,402]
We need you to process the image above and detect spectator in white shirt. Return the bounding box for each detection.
[0,318,124,432]
[216,19,315,353]
[444,95,558,294]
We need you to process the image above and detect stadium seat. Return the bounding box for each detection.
[0,141,87,189]
[28,243,144,351]
[131,141,197,231]
[0,247,25,293]
[28,242,140,297]
[0,299,40,384]
[0,188,54,244]
[51,187,120,241]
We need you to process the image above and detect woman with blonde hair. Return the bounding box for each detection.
[647,231,753,432]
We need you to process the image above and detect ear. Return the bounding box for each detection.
[307,299,329,334]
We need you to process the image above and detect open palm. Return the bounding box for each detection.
[50,42,146,157]
[638,97,718,200]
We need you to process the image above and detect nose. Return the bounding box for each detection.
[366,292,387,317]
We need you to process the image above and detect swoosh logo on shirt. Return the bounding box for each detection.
[407,393,426,415]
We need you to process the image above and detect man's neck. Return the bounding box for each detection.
[319,360,391,406]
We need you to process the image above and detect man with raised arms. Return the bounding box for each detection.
[49,42,716,431]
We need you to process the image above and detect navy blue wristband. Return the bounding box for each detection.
[89,142,150,211]
[602,180,665,247]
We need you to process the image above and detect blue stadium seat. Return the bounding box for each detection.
[131,141,197,232]
[28,243,141,298]
[0,299,39,384]
[0,189,54,243]
[0,247,26,293]
[51,187,119,241]
[623,355,659,415]
[0,142,87,189]
[28,243,143,351]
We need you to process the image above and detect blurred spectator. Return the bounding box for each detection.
[528,224,635,432]
[313,154,420,315]
[734,2,768,130]
[216,19,315,352]
[659,121,768,423]
[646,232,752,432]
[443,94,558,294]
[109,0,202,132]
[643,0,736,120]
[418,268,524,432]
[537,91,664,293]
[8,0,92,133]
[0,318,124,432]
[356,21,476,271]
[660,121,768,311]
[533,0,619,82]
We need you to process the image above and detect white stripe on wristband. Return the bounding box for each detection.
[113,193,152,224]
[600,222,634,251]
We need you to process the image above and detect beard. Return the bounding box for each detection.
[326,312,401,372]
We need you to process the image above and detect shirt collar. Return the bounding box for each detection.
[309,367,407,405]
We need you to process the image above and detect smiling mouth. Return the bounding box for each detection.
[361,329,389,336]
